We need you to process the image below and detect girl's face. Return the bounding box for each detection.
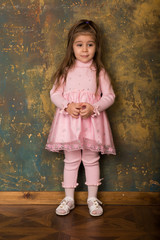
[73,34,96,63]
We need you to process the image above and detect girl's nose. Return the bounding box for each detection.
[82,45,88,51]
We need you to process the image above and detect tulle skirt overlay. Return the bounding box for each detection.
[45,90,116,155]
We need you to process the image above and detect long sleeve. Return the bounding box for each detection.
[92,70,115,113]
[50,82,69,110]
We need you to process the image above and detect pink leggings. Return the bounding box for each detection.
[62,149,101,188]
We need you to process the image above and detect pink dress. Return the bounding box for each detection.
[45,60,116,155]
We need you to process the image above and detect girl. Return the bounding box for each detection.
[46,19,116,216]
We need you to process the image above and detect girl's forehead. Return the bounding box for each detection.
[73,33,95,42]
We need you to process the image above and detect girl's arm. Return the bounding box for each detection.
[50,82,81,117]
[50,83,69,110]
[92,70,115,115]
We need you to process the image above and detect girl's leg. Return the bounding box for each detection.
[63,150,81,190]
[56,150,81,215]
[87,185,98,199]
[82,149,101,188]
[82,149,103,216]
[65,188,75,200]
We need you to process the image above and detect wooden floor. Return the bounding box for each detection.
[0,204,160,240]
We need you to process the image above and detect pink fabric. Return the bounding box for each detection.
[63,150,81,188]
[45,60,116,155]
[62,150,101,188]
[82,149,101,186]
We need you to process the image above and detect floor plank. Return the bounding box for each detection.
[0,205,160,240]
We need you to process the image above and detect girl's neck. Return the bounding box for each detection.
[75,59,93,68]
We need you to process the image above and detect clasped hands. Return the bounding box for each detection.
[65,102,94,119]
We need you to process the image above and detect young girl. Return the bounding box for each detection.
[45,19,116,216]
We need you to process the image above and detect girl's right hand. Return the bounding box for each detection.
[65,102,81,118]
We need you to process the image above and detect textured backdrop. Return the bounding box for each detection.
[0,0,160,192]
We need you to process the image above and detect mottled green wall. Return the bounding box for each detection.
[0,0,160,192]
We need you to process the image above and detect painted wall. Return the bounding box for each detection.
[0,0,159,192]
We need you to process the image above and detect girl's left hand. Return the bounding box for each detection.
[80,102,94,118]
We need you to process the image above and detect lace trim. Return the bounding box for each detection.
[91,105,100,118]
[62,182,79,188]
[45,141,116,155]
[85,178,104,186]
[59,102,69,115]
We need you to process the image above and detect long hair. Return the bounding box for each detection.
[52,19,104,92]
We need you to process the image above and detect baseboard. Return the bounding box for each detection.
[0,191,160,205]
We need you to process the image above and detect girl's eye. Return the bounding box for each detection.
[88,43,94,47]
[77,44,82,47]
[76,43,95,47]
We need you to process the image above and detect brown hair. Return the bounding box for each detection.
[52,19,104,92]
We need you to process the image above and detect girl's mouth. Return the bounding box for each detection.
[81,55,89,58]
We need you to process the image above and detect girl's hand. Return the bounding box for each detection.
[65,102,81,118]
[80,102,94,118]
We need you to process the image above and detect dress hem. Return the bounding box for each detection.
[45,144,116,155]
